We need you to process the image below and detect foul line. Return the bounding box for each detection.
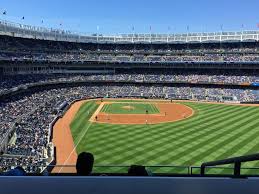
[89,102,105,122]
[58,122,93,173]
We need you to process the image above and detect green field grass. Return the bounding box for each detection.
[70,100,259,174]
[101,102,160,114]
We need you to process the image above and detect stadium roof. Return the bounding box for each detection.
[1,19,259,44]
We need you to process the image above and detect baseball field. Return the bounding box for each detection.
[52,99,259,174]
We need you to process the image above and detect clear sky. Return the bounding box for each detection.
[0,0,259,35]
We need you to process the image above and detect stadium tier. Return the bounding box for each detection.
[1,20,259,176]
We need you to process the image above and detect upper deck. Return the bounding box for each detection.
[1,19,259,44]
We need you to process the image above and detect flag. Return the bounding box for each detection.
[132,26,135,31]
[149,25,152,31]
[41,20,44,24]
[22,16,24,20]
[3,10,6,15]
[187,25,189,31]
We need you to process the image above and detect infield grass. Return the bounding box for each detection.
[70,100,259,175]
[101,102,160,114]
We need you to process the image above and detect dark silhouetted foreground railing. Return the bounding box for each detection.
[201,153,259,177]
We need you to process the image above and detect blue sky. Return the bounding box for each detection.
[0,0,259,34]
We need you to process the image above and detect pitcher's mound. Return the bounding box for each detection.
[122,105,135,110]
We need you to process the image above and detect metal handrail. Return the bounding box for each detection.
[200,153,259,177]
[3,164,259,176]
[0,164,190,168]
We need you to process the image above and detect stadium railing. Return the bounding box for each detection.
[200,153,259,177]
[3,164,259,177]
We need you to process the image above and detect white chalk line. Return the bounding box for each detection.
[58,122,93,173]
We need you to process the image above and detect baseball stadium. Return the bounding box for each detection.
[2,23,259,176]
[1,2,259,193]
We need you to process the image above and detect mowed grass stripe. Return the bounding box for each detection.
[95,106,248,164]
[123,105,255,164]
[134,106,259,171]
[151,103,160,113]
[157,106,256,163]
[211,117,259,175]
[84,104,244,157]
[73,101,213,161]
[149,103,155,113]
[70,101,99,146]
[209,112,259,160]
[101,103,110,113]
[69,100,259,173]
[240,137,259,174]
[70,102,92,132]
[132,106,255,165]
[89,101,238,142]
[82,105,245,160]
[176,107,259,165]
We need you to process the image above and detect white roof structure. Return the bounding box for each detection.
[0,19,259,44]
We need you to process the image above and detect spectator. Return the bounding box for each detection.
[128,165,151,176]
[1,166,26,176]
[76,152,94,176]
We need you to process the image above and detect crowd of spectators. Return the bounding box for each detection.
[1,71,259,94]
[0,34,259,63]
[0,83,258,172]
[0,34,259,53]
[1,51,259,63]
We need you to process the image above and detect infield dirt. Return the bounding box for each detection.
[91,102,194,124]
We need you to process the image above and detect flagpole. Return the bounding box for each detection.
[187,25,189,43]
[149,25,152,43]
[167,26,170,43]
[132,26,134,43]
[2,10,7,33]
[97,25,99,43]
[241,24,244,43]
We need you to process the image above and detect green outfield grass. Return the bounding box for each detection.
[70,100,259,174]
[101,102,160,114]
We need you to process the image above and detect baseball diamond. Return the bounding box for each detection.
[93,101,193,124]
[52,99,259,174]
